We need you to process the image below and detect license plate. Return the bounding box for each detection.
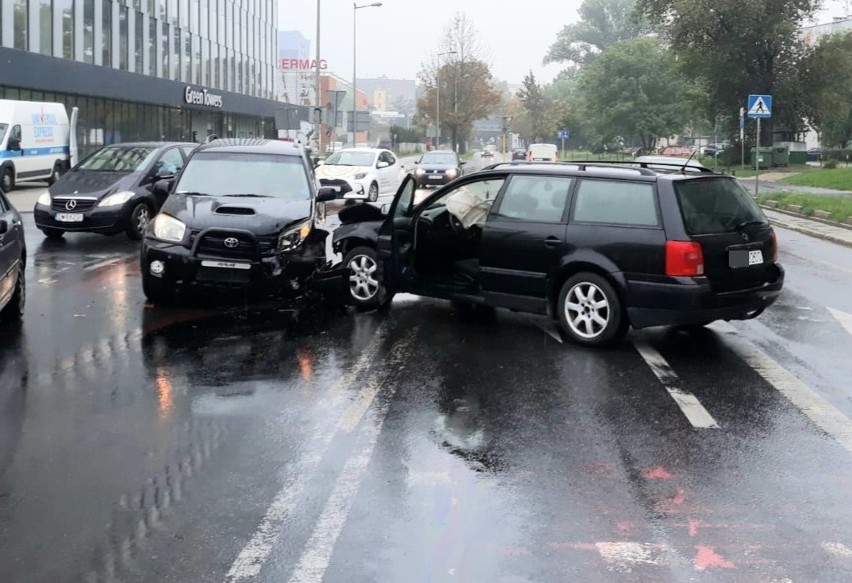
[428,174,443,179]
[200,260,251,270]
[729,249,764,268]
[55,213,84,222]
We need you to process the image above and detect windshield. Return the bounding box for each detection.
[675,177,768,235]
[420,153,458,165]
[323,151,376,167]
[175,152,310,200]
[78,146,158,172]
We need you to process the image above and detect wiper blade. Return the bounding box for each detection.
[222,194,268,198]
[175,191,209,196]
[734,219,767,230]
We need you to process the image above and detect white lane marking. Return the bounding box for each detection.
[633,339,721,429]
[224,324,400,582]
[712,321,852,452]
[823,541,852,559]
[827,307,852,337]
[286,339,411,583]
[595,542,666,567]
[83,254,133,272]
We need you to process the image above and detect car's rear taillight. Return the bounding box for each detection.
[770,230,778,262]
[666,241,705,276]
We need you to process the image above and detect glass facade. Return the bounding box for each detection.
[1,0,277,100]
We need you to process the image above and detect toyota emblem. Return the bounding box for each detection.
[741,232,749,242]
[65,200,77,210]
[224,237,239,248]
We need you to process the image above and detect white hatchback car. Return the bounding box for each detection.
[315,148,405,202]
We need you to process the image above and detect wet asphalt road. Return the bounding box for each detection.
[3,157,852,582]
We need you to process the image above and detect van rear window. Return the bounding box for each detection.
[675,178,768,235]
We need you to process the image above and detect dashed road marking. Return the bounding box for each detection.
[633,339,720,429]
[713,321,852,453]
[827,307,852,337]
[823,541,852,559]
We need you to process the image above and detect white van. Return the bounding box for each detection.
[0,100,70,192]
[526,143,559,162]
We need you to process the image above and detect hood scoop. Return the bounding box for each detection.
[215,206,256,215]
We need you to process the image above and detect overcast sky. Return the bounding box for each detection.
[279,0,850,86]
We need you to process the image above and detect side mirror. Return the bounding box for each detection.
[380,203,391,216]
[153,179,172,196]
[316,187,337,202]
[0,220,7,235]
[377,161,390,169]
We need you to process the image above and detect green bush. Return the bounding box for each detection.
[822,148,852,162]
[824,159,838,169]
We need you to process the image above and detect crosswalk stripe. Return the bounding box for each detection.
[827,307,852,336]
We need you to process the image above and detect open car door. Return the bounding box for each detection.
[376,175,417,295]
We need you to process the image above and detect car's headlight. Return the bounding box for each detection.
[446,168,458,178]
[414,168,425,176]
[37,193,51,206]
[278,219,311,252]
[354,172,368,180]
[99,191,135,207]
[152,213,186,242]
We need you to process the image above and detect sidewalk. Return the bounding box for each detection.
[764,208,852,248]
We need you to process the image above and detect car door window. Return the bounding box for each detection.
[155,148,185,176]
[393,178,416,218]
[494,175,573,223]
[572,180,659,227]
[432,177,507,229]
[386,152,397,166]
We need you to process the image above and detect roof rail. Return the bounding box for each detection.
[482,160,659,176]
[566,159,717,174]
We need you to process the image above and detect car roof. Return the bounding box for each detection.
[194,138,304,156]
[101,141,196,148]
[423,150,456,155]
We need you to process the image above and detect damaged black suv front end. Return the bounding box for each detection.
[139,139,340,304]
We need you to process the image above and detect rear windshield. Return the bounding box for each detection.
[675,177,768,235]
[175,152,310,200]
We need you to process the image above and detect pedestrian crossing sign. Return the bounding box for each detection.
[747,94,772,118]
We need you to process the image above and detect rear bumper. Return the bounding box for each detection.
[626,264,785,329]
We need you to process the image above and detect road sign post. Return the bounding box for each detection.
[747,94,772,198]
[739,107,745,169]
[557,130,570,160]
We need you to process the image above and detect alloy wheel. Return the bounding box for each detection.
[564,282,610,339]
[348,254,379,301]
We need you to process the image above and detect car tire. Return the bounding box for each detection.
[368,182,379,202]
[1,167,13,193]
[557,272,628,347]
[126,202,151,240]
[142,273,176,305]
[0,266,25,323]
[47,162,63,186]
[41,228,65,240]
[343,246,391,311]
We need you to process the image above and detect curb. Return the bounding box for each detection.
[761,206,852,249]
[762,204,852,232]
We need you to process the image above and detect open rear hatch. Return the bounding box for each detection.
[675,177,778,293]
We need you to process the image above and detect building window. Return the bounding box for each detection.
[162,21,170,78]
[59,0,74,59]
[192,33,200,83]
[102,0,112,67]
[135,10,144,72]
[190,0,199,35]
[119,5,128,70]
[173,26,181,80]
[83,0,94,62]
[179,0,187,28]
[183,30,191,81]
[39,0,53,55]
[149,16,157,75]
[202,38,209,86]
[13,0,28,51]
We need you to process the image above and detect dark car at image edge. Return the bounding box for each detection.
[33,142,197,240]
[0,187,26,324]
[139,139,343,305]
[332,160,783,346]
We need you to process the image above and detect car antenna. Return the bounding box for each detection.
[680,149,698,173]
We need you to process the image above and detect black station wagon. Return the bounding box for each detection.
[332,161,784,347]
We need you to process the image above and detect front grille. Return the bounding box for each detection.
[51,198,97,212]
[196,233,257,261]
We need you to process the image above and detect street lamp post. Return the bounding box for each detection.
[435,50,456,150]
[315,0,322,156]
[353,2,383,147]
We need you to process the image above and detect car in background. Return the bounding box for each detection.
[527,143,559,162]
[332,163,782,346]
[314,147,404,202]
[0,186,25,323]
[634,155,711,173]
[413,150,466,188]
[702,142,731,157]
[512,148,526,161]
[33,142,196,240]
[139,139,341,304]
[806,148,822,162]
[481,145,497,158]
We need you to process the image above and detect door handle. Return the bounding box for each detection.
[544,236,562,247]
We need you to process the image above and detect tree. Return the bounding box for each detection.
[636,0,820,143]
[416,13,502,152]
[802,32,852,148]
[517,71,556,143]
[545,0,651,67]
[577,37,690,149]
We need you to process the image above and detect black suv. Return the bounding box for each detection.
[139,139,340,304]
[0,187,25,323]
[332,161,784,346]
